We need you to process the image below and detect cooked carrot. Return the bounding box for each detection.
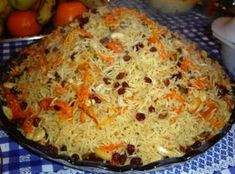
[105,40,124,53]
[5,90,33,119]
[22,119,33,133]
[39,97,54,111]
[164,90,185,103]
[54,100,73,120]
[54,85,67,95]
[180,58,190,71]
[191,79,205,90]
[99,143,125,152]
[96,52,114,64]
[148,36,167,60]
[199,101,218,119]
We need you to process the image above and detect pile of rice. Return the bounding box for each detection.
[1,7,234,167]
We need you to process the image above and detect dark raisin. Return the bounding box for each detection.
[133,42,144,51]
[190,141,201,149]
[177,48,182,54]
[179,145,186,153]
[159,113,168,119]
[118,153,127,165]
[136,112,146,121]
[127,144,135,155]
[100,37,110,44]
[88,153,102,161]
[54,105,61,111]
[32,117,41,127]
[122,82,129,88]
[118,87,126,95]
[10,87,21,95]
[130,157,143,167]
[20,101,28,110]
[60,145,67,151]
[113,82,120,88]
[116,72,126,80]
[91,8,97,14]
[150,47,157,52]
[217,84,229,97]
[89,95,102,104]
[70,52,77,61]
[171,72,182,80]
[46,144,58,156]
[112,152,121,164]
[61,80,66,87]
[45,48,50,54]
[179,145,191,153]
[144,77,152,84]
[177,85,188,94]
[71,154,80,162]
[54,72,61,82]
[60,28,66,33]
[79,17,89,28]
[198,131,210,140]
[103,77,111,85]
[148,106,155,113]
[52,47,59,52]
[123,55,131,62]
[163,79,170,86]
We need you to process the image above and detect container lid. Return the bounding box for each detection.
[212,17,235,44]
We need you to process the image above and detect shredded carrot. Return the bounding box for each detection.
[39,98,54,111]
[148,37,157,44]
[180,58,191,71]
[99,143,125,152]
[76,28,92,38]
[199,101,218,119]
[22,119,33,133]
[96,52,114,64]
[191,79,205,90]
[105,40,124,53]
[54,100,73,120]
[147,35,167,60]
[164,90,185,103]
[5,90,33,119]
[53,85,67,95]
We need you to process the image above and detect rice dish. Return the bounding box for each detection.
[0,7,234,167]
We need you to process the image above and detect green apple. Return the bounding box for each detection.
[9,0,37,10]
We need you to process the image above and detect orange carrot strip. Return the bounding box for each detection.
[54,100,73,120]
[105,40,124,53]
[148,36,167,60]
[54,85,67,95]
[5,90,33,119]
[180,58,191,71]
[99,143,125,152]
[192,79,205,90]
[39,98,54,111]
[96,52,114,64]
[164,90,185,103]
[22,119,33,133]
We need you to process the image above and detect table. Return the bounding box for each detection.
[0,1,235,173]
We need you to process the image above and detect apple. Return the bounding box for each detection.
[9,0,37,10]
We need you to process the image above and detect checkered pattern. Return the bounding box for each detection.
[0,0,235,173]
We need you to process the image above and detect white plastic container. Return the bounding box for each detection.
[212,17,235,77]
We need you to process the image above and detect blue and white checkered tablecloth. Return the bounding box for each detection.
[0,1,235,174]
